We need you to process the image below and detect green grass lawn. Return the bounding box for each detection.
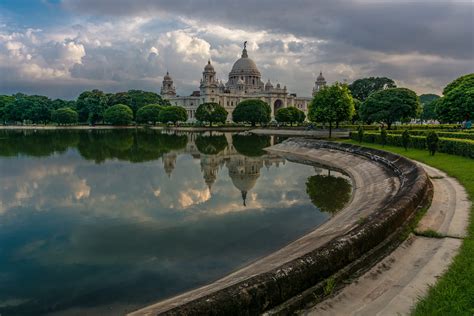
[342,140,474,315]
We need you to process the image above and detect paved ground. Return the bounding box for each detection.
[304,163,470,316]
[251,128,350,138]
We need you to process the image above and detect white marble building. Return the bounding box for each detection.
[160,43,326,121]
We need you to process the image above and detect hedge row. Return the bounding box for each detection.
[386,130,474,141]
[343,124,462,131]
[350,132,474,158]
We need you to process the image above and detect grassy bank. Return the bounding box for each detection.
[343,140,473,315]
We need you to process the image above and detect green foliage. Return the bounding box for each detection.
[104,104,133,125]
[0,95,15,123]
[195,102,228,126]
[426,131,439,155]
[419,94,440,121]
[51,107,78,125]
[380,128,387,147]
[195,134,228,155]
[308,82,354,137]
[107,90,170,116]
[401,129,410,150]
[351,131,474,158]
[136,104,163,124]
[51,99,76,111]
[275,107,305,125]
[357,125,364,143]
[435,73,474,123]
[159,106,187,125]
[324,277,336,296]
[361,88,420,129]
[232,99,271,126]
[232,134,270,157]
[348,77,396,101]
[76,89,109,123]
[352,98,362,123]
[305,174,352,214]
[4,94,53,123]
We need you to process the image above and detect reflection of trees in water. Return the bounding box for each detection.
[195,134,228,155]
[0,130,188,163]
[0,130,79,157]
[232,134,271,157]
[77,130,188,163]
[305,173,352,214]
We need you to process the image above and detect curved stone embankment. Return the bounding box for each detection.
[129,138,432,316]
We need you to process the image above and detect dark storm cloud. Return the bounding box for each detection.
[62,0,474,60]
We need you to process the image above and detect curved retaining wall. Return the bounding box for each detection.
[130,139,433,316]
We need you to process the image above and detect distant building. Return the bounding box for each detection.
[160,42,327,121]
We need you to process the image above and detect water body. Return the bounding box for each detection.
[0,129,351,315]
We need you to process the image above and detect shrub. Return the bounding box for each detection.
[402,130,410,150]
[380,128,387,147]
[426,131,439,156]
[357,125,364,143]
[232,100,271,126]
[195,102,228,126]
[104,104,133,125]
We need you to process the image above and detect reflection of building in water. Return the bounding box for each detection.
[162,133,285,205]
[162,152,177,178]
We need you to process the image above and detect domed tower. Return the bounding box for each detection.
[227,41,264,93]
[265,79,273,91]
[313,71,327,96]
[200,60,219,96]
[161,72,176,97]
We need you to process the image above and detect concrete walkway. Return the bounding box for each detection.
[251,128,350,138]
[303,163,470,316]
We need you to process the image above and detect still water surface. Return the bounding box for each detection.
[0,130,351,315]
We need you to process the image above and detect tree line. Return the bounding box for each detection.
[0,73,471,127]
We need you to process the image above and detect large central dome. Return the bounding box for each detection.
[227,44,264,93]
[229,48,261,77]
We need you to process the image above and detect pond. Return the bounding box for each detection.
[0,129,351,315]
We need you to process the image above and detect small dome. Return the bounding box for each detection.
[164,71,172,80]
[317,71,326,81]
[204,60,215,72]
[265,79,273,89]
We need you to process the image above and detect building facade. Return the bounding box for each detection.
[160,43,327,121]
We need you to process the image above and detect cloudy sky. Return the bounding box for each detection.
[0,0,473,99]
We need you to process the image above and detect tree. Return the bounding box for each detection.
[4,94,53,124]
[104,104,133,125]
[195,102,228,126]
[349,77,397,101]
[435,73,474,123]
[351,98,362,124]
[51,107,78,125]
[360,88,420,129]
[232,99,271,126]
[159,106,187,125]
[107,90,170,117]
[136,104,163,125]
[0,95,15,124]
[76,89,109,124]
[419,94,440,122]
[308,82,354,137]
[305,173,352,214]
[275,107,305,125]
[51,99,76,111]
